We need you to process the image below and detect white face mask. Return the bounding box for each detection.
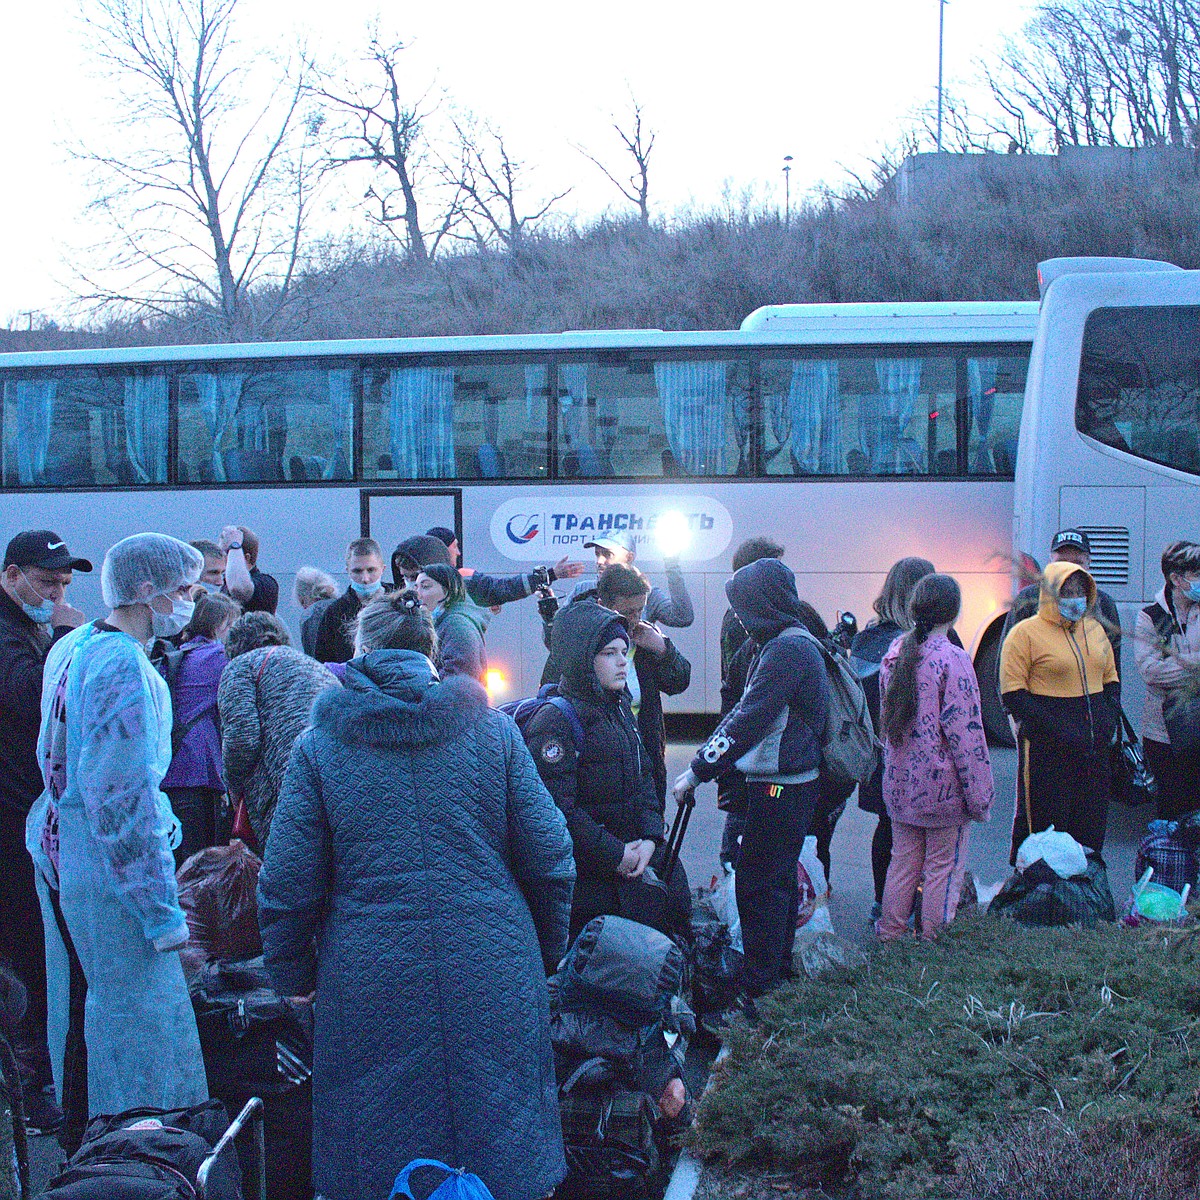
[151,595,195,638]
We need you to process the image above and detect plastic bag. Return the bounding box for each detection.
[988,855,1116,927]
[390,1160,497,1200]
[1015,826,1088,880]
[176,840,263,978]
[796,835,835,938]
[711,865,743,953]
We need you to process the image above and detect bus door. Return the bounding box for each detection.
[361,488,463,572]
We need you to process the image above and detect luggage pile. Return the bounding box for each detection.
[551,915,694,1199]
[176,843,312,1200]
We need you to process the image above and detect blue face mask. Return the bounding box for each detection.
[1187,581,1200,603]
[19,573,55,624]
[1058,597,1088,623]
[350,580,381,600]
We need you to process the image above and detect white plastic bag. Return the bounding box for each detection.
[1015,825,1088,880]
[712,864,743,953]
[796,835,836,939]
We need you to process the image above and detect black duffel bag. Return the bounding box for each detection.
[40,1100,240,1200]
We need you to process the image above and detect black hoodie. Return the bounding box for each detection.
[523,601,662,879]
[691,557,829,785]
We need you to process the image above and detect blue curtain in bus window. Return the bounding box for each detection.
[9,379,55,485]
[968,357,998,472]
[558,361,589,457]
[196,373,244,482]
[324,369,353,480]
[788,361,841,474]
[388,367,455,479]
[525,363,543,421]
[122,375,167,484]
[865,359,922,473]
[654,361,728,475]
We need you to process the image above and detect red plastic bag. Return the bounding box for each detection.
[176,840,263,978]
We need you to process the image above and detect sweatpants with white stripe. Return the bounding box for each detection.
[878,821,970,941]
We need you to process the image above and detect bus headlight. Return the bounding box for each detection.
[655,511,692,559]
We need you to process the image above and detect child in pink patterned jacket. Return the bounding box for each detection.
[877,573,994,941]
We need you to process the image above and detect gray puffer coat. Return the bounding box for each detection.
[216,644,339,849]
[257,651,575,1200]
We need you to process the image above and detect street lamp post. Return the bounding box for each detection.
[936,0,947,151]
[783,155,793,226]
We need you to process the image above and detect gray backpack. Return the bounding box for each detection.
[799,628,879,790]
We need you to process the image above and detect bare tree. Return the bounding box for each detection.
[578,97,656,223]
[987,0,1200,149]
[314,36,463,263]
[446,120,571,249]
[76,0,316,338]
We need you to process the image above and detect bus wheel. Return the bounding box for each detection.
[976,630,1015,748]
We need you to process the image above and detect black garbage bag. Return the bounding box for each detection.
[688,918,742,1017]
[988,855,1116,927]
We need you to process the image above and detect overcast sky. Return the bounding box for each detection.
[0,0,1036,324]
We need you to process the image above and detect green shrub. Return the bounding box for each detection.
[691,916,1200,1199]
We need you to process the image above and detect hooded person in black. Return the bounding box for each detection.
[523,600,686,941]
[675,557,829,1003]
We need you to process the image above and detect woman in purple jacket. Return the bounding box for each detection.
[877,574,994,941]
[161,593,241,864]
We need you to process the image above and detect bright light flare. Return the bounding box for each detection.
[485,669,508,699]
[654,510,692,558]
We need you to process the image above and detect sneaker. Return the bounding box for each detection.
[868,901,882,926]
[23,1084,63,1135]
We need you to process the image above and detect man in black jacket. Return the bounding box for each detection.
[0,530,90,1132]
[524,600,688,940]
[314,537,390,663]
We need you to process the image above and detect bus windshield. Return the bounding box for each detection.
[1076,305,1200,475]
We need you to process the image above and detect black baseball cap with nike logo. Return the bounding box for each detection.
[4,531,93,573]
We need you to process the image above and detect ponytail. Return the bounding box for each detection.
[880,573,961,745]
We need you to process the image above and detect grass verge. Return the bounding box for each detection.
[690,914,1200,1198]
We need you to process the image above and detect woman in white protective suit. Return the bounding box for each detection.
[26,533,209,1144]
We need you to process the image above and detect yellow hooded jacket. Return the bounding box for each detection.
[999,560,1119,751]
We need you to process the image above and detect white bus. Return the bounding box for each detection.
[1015,258,1200,719]
[0,303,1037,735]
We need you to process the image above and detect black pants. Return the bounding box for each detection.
[1143,738,1200,823]
[871,813,893,907]
[165,786,223,868]
[735,779,818,998]
[0,805,52,1097]
[1010,736,1111,865]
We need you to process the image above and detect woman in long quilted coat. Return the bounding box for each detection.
[258,590,576,1200]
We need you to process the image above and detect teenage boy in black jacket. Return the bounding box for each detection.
[674,557,829,1002]
[525,601,689,940]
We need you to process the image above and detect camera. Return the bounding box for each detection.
[531,564,554,591]
[536,586,560,624]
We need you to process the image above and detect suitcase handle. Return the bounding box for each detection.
[659,791,695,884]
[197,1096,265,1200]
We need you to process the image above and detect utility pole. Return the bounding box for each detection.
[783,155,793,226]
[936,0,948,151]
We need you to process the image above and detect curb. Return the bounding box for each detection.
[664,1151,702,1200]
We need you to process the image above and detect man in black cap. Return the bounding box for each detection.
[1002,528,1122,669]
[0,530,91,1133]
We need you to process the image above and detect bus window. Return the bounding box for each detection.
[1077,306,1200,475]
[362,361,549,481]
[966,354,1026,476]
[1,368,167,488]
[177,362,354,485]
[760,352,957,476]
[556,355,750,478]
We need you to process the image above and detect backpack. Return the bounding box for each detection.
[556,1060,660,1200]
[797,629,879,790]
[149,640,217,757]
[500,684,585,755]
[1145,603,1200,753]
[41,1100,241,1200]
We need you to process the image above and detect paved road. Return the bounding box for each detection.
[668,741,1150,939]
